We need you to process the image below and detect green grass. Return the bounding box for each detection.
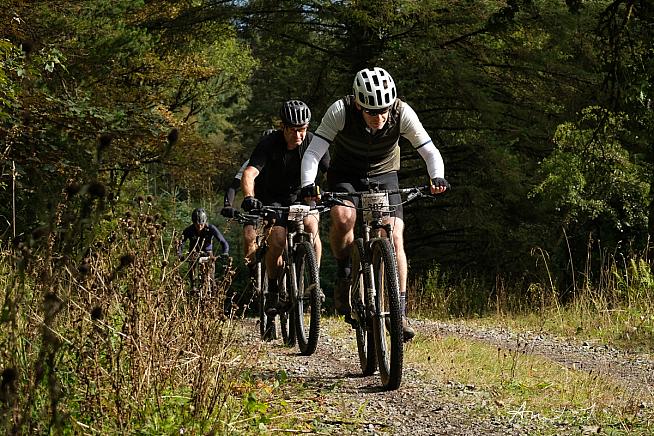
[463,303,654,354]
[405,333,652,433]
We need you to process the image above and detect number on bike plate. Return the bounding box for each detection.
[288,204,311,222]
[361,192,390,222]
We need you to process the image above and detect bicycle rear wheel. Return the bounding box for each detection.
[294,241,321,356]
[351,238,376,375]
[371,238,403,390]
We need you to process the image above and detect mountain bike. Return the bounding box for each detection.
[239,203,323,354]
[261,203,323,356]
[322,184,433,390]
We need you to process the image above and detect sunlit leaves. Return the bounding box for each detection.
[532,106,648,232]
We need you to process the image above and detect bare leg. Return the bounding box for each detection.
[304,213,321,266]
[243,224,257,265]
[386,217,407,294]
[265,226,286,281]
[329,202,356,261]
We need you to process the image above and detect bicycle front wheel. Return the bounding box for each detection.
[257,260,276,341]
[280,265,296,347]
[371,238,403,391]
[351,238,376,375]
[294,241,321,356]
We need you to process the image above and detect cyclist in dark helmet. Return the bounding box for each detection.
[221,127,328,265]
[239,100,329,316]
[177,207,229,261]
[300,67,449,341]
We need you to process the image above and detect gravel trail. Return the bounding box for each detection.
[240,316,654,435]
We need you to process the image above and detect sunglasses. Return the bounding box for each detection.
[362,107,390,116]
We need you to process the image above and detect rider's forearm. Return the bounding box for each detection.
[301,135,330,187]
[224,178,240,206]
[416,142,444,179]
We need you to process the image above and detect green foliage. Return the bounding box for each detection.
[532,106,648,234]
[2,0,654,316]
[415,264,493,318]
[0,39,21,120]
[0,0,255,237]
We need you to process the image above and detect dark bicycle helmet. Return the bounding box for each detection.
[191,208,208,225]
[279,100,311,127]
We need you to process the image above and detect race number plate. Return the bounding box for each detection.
[361,192,389,222]
[288,204,311,222]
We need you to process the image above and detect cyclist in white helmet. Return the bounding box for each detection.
[300,67,449,341]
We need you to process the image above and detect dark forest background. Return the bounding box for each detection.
[2,0,653,308]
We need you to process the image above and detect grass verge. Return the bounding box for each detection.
[405,330,654,434]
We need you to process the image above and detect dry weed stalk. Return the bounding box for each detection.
[1,190,258,434]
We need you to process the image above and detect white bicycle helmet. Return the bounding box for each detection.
[353,67,397,110]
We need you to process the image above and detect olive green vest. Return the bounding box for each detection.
[331,96,403,176]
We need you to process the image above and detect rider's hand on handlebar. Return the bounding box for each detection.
[220,207,236,218]
[300,183,321,204]
[241,196,263,212]
[430,177,450,195]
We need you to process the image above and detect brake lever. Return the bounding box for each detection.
[407,189,421,202]
[324,196,347,207]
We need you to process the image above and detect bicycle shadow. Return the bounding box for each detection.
[271,347,390,393]
[257,364,388,394]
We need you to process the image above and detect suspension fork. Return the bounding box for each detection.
[285,227,298,300]
[362,222,377,315]
[365,221,394,314]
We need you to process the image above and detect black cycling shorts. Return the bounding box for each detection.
[326,171,403,220]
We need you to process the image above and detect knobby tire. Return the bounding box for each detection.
[371,238,403,391]
[257,260,276,341]
[294,241,321,356]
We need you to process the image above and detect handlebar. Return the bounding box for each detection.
[321,185,433,208]
[186,252,219,263]
[230,203,327,224]
[231,209,269,225]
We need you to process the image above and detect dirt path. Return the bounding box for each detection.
[241,316,654,435]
